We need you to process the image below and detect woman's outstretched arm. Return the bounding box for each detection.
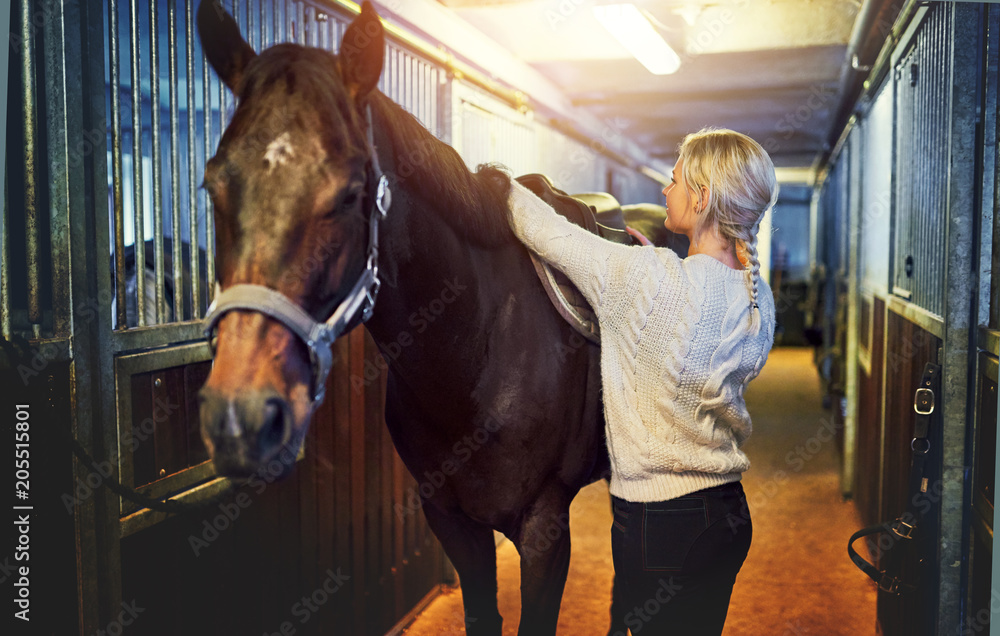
[508,179,650,314]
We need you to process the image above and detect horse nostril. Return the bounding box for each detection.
[258,397,290,454]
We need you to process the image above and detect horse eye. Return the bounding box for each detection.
[341,191,359,207]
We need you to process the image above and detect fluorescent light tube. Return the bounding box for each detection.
[593,4,681,75]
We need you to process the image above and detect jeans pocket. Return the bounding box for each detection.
[679,511,753,576]
[642,497,709,571]
[611,498,630,533]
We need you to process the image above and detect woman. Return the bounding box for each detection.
[507,128,778,634]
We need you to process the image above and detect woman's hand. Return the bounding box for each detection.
[625,226,653,246]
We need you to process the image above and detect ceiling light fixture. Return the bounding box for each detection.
[592,4,681,75]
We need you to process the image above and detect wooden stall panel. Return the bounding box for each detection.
[855,296,885,526]
[120,325,446,636]
[968,340,997,627]
[880,310,940,525]
[974,366,997,511]
[128,360,212,487]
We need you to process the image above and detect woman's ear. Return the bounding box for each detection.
[698,185,711,212]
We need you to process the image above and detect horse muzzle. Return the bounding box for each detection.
[198,386,297,479]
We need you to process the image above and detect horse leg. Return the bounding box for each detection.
[511,490,573,636]
[421,504,503,636]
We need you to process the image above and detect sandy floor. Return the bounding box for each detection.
[400,347,877,635]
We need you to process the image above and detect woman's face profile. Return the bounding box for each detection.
[662,158,699,236]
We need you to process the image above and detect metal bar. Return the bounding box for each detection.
[319,5,329,50]
[938,4,976,631]
[977,6,998,331]
[203,17,216,300]
[262,0,268,48]
[186,0,200,318]
[296,1,304,44]
[885,294,945,339]
[323,0,524,110]
[248,0,256,51]
[44,0,72,339]
[249,0,254,42]
[841,126,862,496]
[2,155,9,339]
[150,0,165,323]
[70,0,122,630]
[306,5,313,47]
[232,0,240,47]
[993,16,1000,328]
[120,477,233,537]
[108,0,128,330]
[21,0,41,334]
[129,0,146,326]
[218,50,227,138]
[274,0,281,43]
[109,321,211,351]
[169,0,183,321]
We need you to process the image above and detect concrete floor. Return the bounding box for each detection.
[401,347,878,635]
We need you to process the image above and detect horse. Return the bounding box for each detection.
[195,2,618,634]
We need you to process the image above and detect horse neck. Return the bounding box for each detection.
[362,107,515,361]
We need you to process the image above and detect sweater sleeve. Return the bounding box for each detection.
[508,179,636,313]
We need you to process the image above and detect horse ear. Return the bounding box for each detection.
[339,2,384,100]
[198,0,257,93]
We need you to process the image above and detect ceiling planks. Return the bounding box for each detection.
[436,0,862,175]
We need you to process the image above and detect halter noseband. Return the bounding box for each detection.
[203,105,391,404]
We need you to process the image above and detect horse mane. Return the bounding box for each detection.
[367,91,513,247]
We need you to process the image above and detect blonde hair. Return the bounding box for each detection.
[677,128,778,332]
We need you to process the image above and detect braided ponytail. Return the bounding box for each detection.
[736,221,762,333]
[678,128,777,334]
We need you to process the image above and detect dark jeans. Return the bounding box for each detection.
[609,481,752,636]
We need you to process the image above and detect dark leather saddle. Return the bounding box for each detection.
[515,173,636,246]
[514,173,640,344]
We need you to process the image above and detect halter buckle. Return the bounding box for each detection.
[376,174,391,217]
[362,278,381,323]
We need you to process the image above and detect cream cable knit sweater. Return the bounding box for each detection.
[508,180,775,502]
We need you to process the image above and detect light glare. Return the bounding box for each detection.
[593,4,681,75]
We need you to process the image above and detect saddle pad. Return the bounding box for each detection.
[515,174,603,345]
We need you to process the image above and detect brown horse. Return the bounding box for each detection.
[196,2,618,634]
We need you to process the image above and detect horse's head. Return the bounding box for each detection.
[196,1,386,478]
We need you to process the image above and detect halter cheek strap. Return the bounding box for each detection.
[203,105,390,404]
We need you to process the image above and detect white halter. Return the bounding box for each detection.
[203,106,391,403]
